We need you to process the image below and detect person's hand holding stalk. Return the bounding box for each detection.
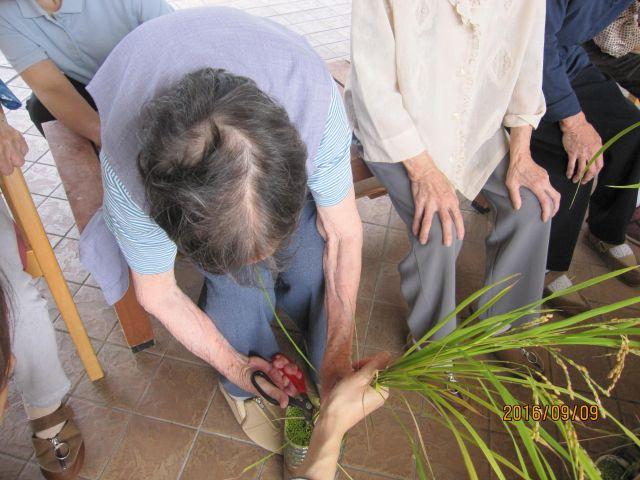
[560,111,603,184]
[294,352,391,480]
[506,125,561,222]
[403,151,465,247]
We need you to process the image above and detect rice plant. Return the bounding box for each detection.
[265,268,640,479]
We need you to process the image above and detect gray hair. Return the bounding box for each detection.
[137,68,308,276]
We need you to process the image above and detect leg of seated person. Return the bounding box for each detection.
[365,160,461,343]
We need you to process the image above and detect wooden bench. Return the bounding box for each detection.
[42,60,386,354]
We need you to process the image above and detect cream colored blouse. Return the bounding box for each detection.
[345,0,546,199]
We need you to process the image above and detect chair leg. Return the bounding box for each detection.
[114,273,155,353]
[0,170,104,381]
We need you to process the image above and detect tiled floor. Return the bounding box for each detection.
[1,1,639,479]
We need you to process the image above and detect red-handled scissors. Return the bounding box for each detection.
[250,353,315,422]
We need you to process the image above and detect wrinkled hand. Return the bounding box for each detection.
[321,352,392,437]
[403,152,464,246]
[0,120,27,176]
[506,150,561,223]
[228,355,298,409]
[560,112,603,184]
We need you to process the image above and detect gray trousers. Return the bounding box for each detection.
[366,156,551,341]
[0,200,70,408]
[199,198,326,398]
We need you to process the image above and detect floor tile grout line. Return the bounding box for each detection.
[94,409,135,480]
[362,206,393,347]
[176,384,219,480]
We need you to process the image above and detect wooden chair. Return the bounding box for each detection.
[0,169,104,381]
[42,121,155,353]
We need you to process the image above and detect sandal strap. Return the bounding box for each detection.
[29,404,73,434]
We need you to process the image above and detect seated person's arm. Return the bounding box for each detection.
[21,60,100,146]
[293,352,391,480]
[503,2,560,221]
[543,0,603,184]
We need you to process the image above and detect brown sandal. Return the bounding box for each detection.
[30,403,85,480]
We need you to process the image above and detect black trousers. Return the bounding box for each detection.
[25,75,96,136]
[584,40,640,98]
[531,65,640,272]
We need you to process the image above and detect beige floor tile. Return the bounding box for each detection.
[258,454,283,480]
[583,264,640,307]
[0,453,25,480]
[24,163,61,196]
[373,262,404,307]
[55,286,117,341]
[136,357,217,427]
[180,433,262,480]
[382,228,409,264]
[6,108,34,133]
[73,344,162,410]
[357,196,391,227]
[362,223,386,260]
[457,240,486,277]
[37,197,75,237]
[358,259,380,300]
[200,387,247,440]
[365,301,408,356]
[100,415,194,480]
[66,398,130,480]
[343,407,416,478]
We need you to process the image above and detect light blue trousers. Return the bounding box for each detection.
[198,198,327,398]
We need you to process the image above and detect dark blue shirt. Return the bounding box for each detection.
[544,0,634,121]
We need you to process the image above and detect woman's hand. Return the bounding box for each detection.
[0,119,27,176]
[507,125,561,223]
[294,352,392,480]
[319,351,392,437]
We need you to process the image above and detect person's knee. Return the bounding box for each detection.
[512,189,551,233]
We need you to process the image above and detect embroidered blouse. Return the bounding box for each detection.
[346,0,547,199]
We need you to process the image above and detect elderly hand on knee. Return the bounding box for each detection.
[402,151,465,247]
[506,125,561,222]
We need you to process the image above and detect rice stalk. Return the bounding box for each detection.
[256,267,639,479]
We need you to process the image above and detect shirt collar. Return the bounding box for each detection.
[17,0,85,19]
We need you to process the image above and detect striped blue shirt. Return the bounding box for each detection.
[102,82,352,275]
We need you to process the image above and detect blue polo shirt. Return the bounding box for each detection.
[544,0,634,121]
[0,0,173,84]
